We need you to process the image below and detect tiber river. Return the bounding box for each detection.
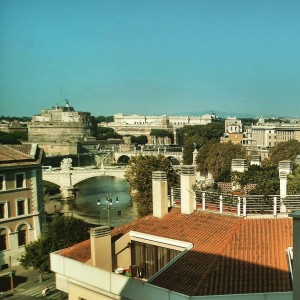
[75,176,137,227]
[72,176,138,227]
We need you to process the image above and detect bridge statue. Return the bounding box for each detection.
[59,158,75,212]
[61,157,72,170]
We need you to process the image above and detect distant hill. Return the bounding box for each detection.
[171,110,258,119]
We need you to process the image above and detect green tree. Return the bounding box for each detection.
[19,215,90,275]
[179,122,224,163]
[232,165,280,196]
[125,155,179,217]
[268,140,300,166]
[178,122,224,145]
[196,142,246,179]
[18,239,50,274]
[182,135,203,164]
[43,181,60,201]
[96,127,122,140]
[0,131,22,144]
[95,115,114,123]
[131,135,148,145]
[288,165,300,194]
[150,129,173,141]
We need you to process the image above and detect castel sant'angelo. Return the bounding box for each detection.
[27,100,92,156]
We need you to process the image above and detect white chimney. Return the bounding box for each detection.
[279,171,288,200]
[180,165,196,215]
[152,171,168,218]
[250,155,261,166]
[90,226,112,271]
[279,160,292,175]
[231,159,248,173]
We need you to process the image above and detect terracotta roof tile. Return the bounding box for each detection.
[57,209,293,296]
[0,144,44,167]
[58,239,91,263]
[0,144,31,161]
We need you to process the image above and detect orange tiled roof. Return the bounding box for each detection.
[58,239,91,263]
[58,209,292,296]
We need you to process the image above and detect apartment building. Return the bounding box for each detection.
[0,144,45,267]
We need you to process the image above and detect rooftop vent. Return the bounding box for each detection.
[181,165,195,175]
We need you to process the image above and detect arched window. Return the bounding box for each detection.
[0,228,8,251]
[18,224,28,247]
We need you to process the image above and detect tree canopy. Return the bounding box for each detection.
[19,215,90,273]
[196,141,246,179]
[131,135,148,145]
[268,140,300,166]
[178,122,224,144]
[150,129,173,139]
[0,131,22,144]
[94,115,114,123]
[125,155,179,217]
[288,165,300,194]
[182,135,203,165]
[96,126,122,140]
[179,122,224,164]
[232,165,280,196]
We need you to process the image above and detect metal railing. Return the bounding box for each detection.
[170,187,300,217]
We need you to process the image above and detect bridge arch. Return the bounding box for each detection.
[116,155,131,164]
[42,177,61,187]
[166,156,180,165]
[42,168,127,190]
[71,172,126,186]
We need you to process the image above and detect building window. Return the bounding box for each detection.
[18,224,27,246]
[0,202,8,219]
[0,228,8,251]
[131,241,180,279]
[17,199,27,216]
[0,175,6,191]
[15,173,25,189]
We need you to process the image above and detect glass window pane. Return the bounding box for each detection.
[17,200,25,215]
[0,230,7,251]
[0,176,4,190]
[18,226,27,246]
[0,203,5,219]
[16,174,24,188]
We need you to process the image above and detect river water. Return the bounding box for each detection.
[73,176,138,227]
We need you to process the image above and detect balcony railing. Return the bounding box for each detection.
[171,187,300,217]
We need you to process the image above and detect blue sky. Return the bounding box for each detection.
[0,0,299,118]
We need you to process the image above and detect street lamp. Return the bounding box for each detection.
[97,195,101,226]
[96,194,119,227]
[105,193,113,226]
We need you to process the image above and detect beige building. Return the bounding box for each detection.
[100,113,216,145]
[243,118,300,159]
[51,167,294,300]
[27,101,92,156]
[0,144,45,267]
[221,117,244,144]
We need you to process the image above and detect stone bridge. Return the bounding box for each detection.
[114,149,183,165]
[42,158,127,210]
[43,166,126,188]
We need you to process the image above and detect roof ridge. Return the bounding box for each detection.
[191,217,244,295]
